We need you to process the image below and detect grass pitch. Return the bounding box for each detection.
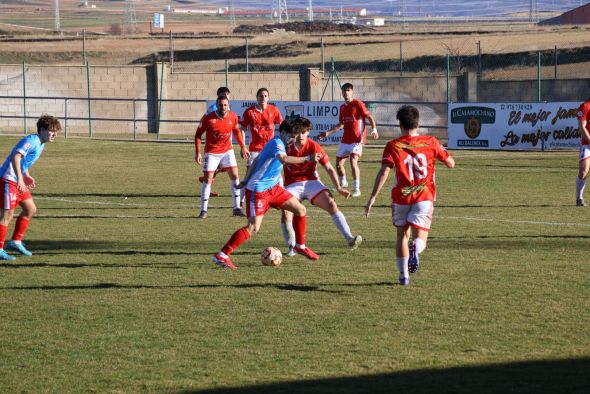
[0,138,588,393]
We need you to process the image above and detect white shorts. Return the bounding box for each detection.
[204,150,237,173]
[285,180,328,203]
[579,145,590,161]
[392,200,434,231]
[336,142,363,159]
[247,150,261,167]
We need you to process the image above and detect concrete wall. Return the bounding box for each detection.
[0,63,588,137]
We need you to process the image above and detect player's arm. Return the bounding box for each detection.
[279,153,321,165]
[194,127,205,164]
[366,113,378,139]
[11,153,27,193]
[443,155,456,168]
[318,123,344,140]
[365,163,391,217]
[323,161,350,199]
[233,124,250,160]
[579,117,590,143]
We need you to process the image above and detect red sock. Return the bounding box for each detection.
[0,224,7,249]
[292,215,307,245]
[12,216,30,241]
[221,227,251,256]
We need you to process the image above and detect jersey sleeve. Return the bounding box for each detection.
[14,137,35,157]
[381,142,396,168]
[578,102,590,120]
[274,106,284,124]
[358,100,371,118]
[432,138,450,162]
[240,109,251,128]
[316,143,330,165]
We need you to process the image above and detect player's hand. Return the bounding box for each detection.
[306,153,322,162]
[236,181,245,189]
[370,128,379,139]
[17,180,27,193]
[24,175,36,190]
[365,196,376,217]
[337,187,350,199]
[318,132,327,141]
[195,153,202,165]
[241,148,250,160]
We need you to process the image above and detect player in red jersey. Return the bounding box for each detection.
[198,86,232,197]
[575,95,590,207]
[280,117,362,256]
[365,105,455,286]
[318,82,378,197]
[241,88,283,166]
[195,95,250,218]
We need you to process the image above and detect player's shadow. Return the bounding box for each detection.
[0,262,185,269]
[1,281,395,293]
[37,192,196,198]
[176,357,590,394]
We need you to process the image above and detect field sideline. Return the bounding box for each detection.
[0,137,588,393]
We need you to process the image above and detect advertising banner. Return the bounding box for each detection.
[448,102,582,150]
[207,100,343,144]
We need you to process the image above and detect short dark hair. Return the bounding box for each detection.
[341,82,354,91]
[291,117,312,134]
[396,105,420,130]
[216,86,230,96]
[216,95,229,104]
[279,119,296,136]
[37,114,61,134]
[256,87,269,97]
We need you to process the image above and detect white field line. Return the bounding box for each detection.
[35,196,590,228]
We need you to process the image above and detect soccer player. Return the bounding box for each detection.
[240,88,283,203]
[318,82,378,197]
[195,95,249,219]
[576,94,590,207]
[0,114,61,260]
[212,119,322,269]
[198,86,232,197]
[365,105,455,286]
[280,117,362,256]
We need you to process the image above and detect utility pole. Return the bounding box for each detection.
[308,0,314,22]
[272,0,288,24]
[228,0,236,30]
[54,0,60,32]
[125,0,137,33]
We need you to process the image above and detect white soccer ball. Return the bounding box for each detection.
[261,246,283,267]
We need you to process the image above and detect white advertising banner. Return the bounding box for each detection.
[448,102,582,150]
[207,100,342,144]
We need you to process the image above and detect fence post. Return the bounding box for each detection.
[169,31,174,73]
[132,98,137,141]
[399,41,403,76]
[22,61,27,134]
[64,98,68,138]
[157,62,166,140]
[537,51,541,102]
[321,37,325,74]
[245,37,249,72]
[86,61,92,137]
[477,40,482,79]
[225,59,229,87]
[83,29,87,65]
[446,54,451,103]
[554,45,557,79]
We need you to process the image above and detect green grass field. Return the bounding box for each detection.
[0,137,588,393]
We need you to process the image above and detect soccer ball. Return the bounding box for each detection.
[261,246,282,267]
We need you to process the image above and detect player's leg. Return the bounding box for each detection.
[335,156,348,188]
[393,203,412,285]
[5,197,36,256]
[350,153,361,197]
[406,200,434,273]
[576,149,590,206]
[0,207,16,261]
[227,167,244,216]
[311,189,361,249]
[213,188,265,269]
[281,196,318,260]
[199,153,221,218]
[280,209,296,256]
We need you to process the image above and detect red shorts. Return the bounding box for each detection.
[1,179,32,210]
[245,184,293,218]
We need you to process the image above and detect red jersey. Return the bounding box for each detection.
[382,135,450,205]
[339,99,371,144]
[577,99,590,145]
[195,111,244,155]
[283,139,330,186]
[240,104,283,152]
